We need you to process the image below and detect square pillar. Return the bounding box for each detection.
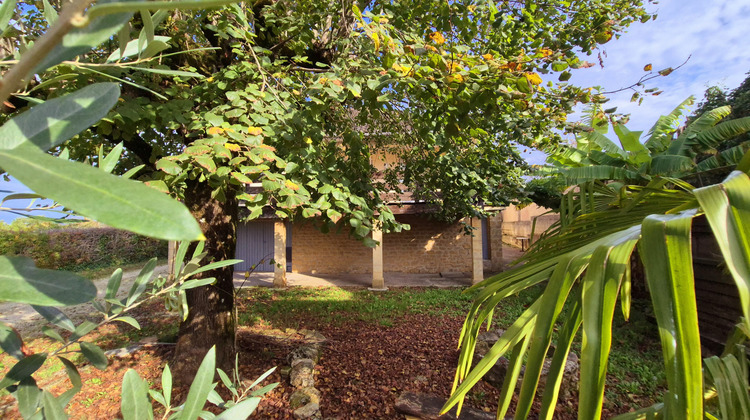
[273,221,287,288]
[489,214,504,272]
[471,217,484,284]
[370,226,386,290]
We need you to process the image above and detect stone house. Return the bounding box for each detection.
[234,150,506,289]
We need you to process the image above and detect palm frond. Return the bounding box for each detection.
[644,96,695,153]
[691,116,750,152]
[695,142,750,172]
[649,154,694,176]
[668,105,732,156]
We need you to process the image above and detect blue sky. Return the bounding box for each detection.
[2,0,749,222]
[520,0,750,164]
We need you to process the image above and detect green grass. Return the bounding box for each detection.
[236,286,478,328]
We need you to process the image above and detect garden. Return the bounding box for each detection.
[0,0,749,419]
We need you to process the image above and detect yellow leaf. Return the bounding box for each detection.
[429,31,446,45]
[305,137,313,144]
[285,180,300,191]
[224,143,240,152]
[539,48,553,57]
[525,72,542,85]
[207,127,224,135]
[482,53,494,60]
[369,33,380,51]
[643,63,653,71]
[248,126,263,136]
[446,73,464,84]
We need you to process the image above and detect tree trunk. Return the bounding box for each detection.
[172,180,238,385]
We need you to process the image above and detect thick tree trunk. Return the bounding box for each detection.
[172,180,238,385]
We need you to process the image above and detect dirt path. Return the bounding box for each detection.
[0,264,170,336]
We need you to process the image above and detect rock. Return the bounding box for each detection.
[293,402,320,419]
[290,358,316,388]
[472,330,514,388]
[394,392,498,420]
[300,329,327,344]
[104,344,142,358]
[289,387,321,409]
[288,344,321,364]
[538,352,580,400]
[280,366,292,378]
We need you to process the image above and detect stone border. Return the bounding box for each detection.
[282,329,326,419]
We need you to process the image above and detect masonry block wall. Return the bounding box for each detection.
[291,214,473,274]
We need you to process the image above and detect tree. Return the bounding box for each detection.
[444,103,750,420]
[2,0,654,382]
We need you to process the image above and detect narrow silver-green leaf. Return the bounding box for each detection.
[0,0,17,33]
[0,256,96,306]
[113,316,141,329]
[0,83,120,151]
[121,369,154,420]
[16,376,41,418]
[162,364,172,407]
[0,145,202,241]
[178,278,216,291]
[215,397,262,419]
[0,322,25,360]
[127,258,157,306]
[105,268,123,301]
[178,346,216,420]
[0,353,47,390]
[80,342,108,370]
[639,210,702,419]
[71,320,97,341]
[185,259,242,278]
[106,36,171,62]
[41,0,57,25]
[33,0,133,73]
[41,390,67,420]
[31,305,75,332]
[99,142,124,173]
[42,326,66,343]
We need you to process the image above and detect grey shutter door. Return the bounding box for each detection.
[236,222,274,272]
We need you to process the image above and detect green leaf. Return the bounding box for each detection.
[121,370,154,420]
[694,171,750,329]
[33,0,133,73]
[15,376,40,419]
[215,397,262,419]
[579,240,637,420]
[80,342,108,370]
[113,316,141,329]
[178,278,216,290]
[0,0,17,33]
[0,256,96,306]
[99,142,124,173]
[185,259,243,278]
[639,210,702,419]
[0,83,120,151]
[31,306,75,332]
[178,346,216,420]
[0,353,47,390]
[42,326,66,343]
[126,66,204,78]
[127,258,157,306]
[162,364,172,406]
[41,390,67,420]
[0,322,25,360]
[42,0,57,25]
[0,145,203,241]
[71,320,97,341]
[105,268,123,301]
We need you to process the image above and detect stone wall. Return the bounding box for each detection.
[291,214,473,274]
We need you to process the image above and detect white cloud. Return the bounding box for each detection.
[564,0,750,135]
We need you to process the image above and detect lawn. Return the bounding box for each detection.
[0,285,665,419]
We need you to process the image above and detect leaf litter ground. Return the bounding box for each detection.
[0,286,664,419]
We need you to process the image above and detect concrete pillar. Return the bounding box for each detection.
[489,214,504,272]
[370,226,386,290]
[471,217,484,284]
[273,221,287,288]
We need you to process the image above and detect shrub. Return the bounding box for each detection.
[0,225,166,272]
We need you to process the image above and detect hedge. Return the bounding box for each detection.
[0,226,167,272]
